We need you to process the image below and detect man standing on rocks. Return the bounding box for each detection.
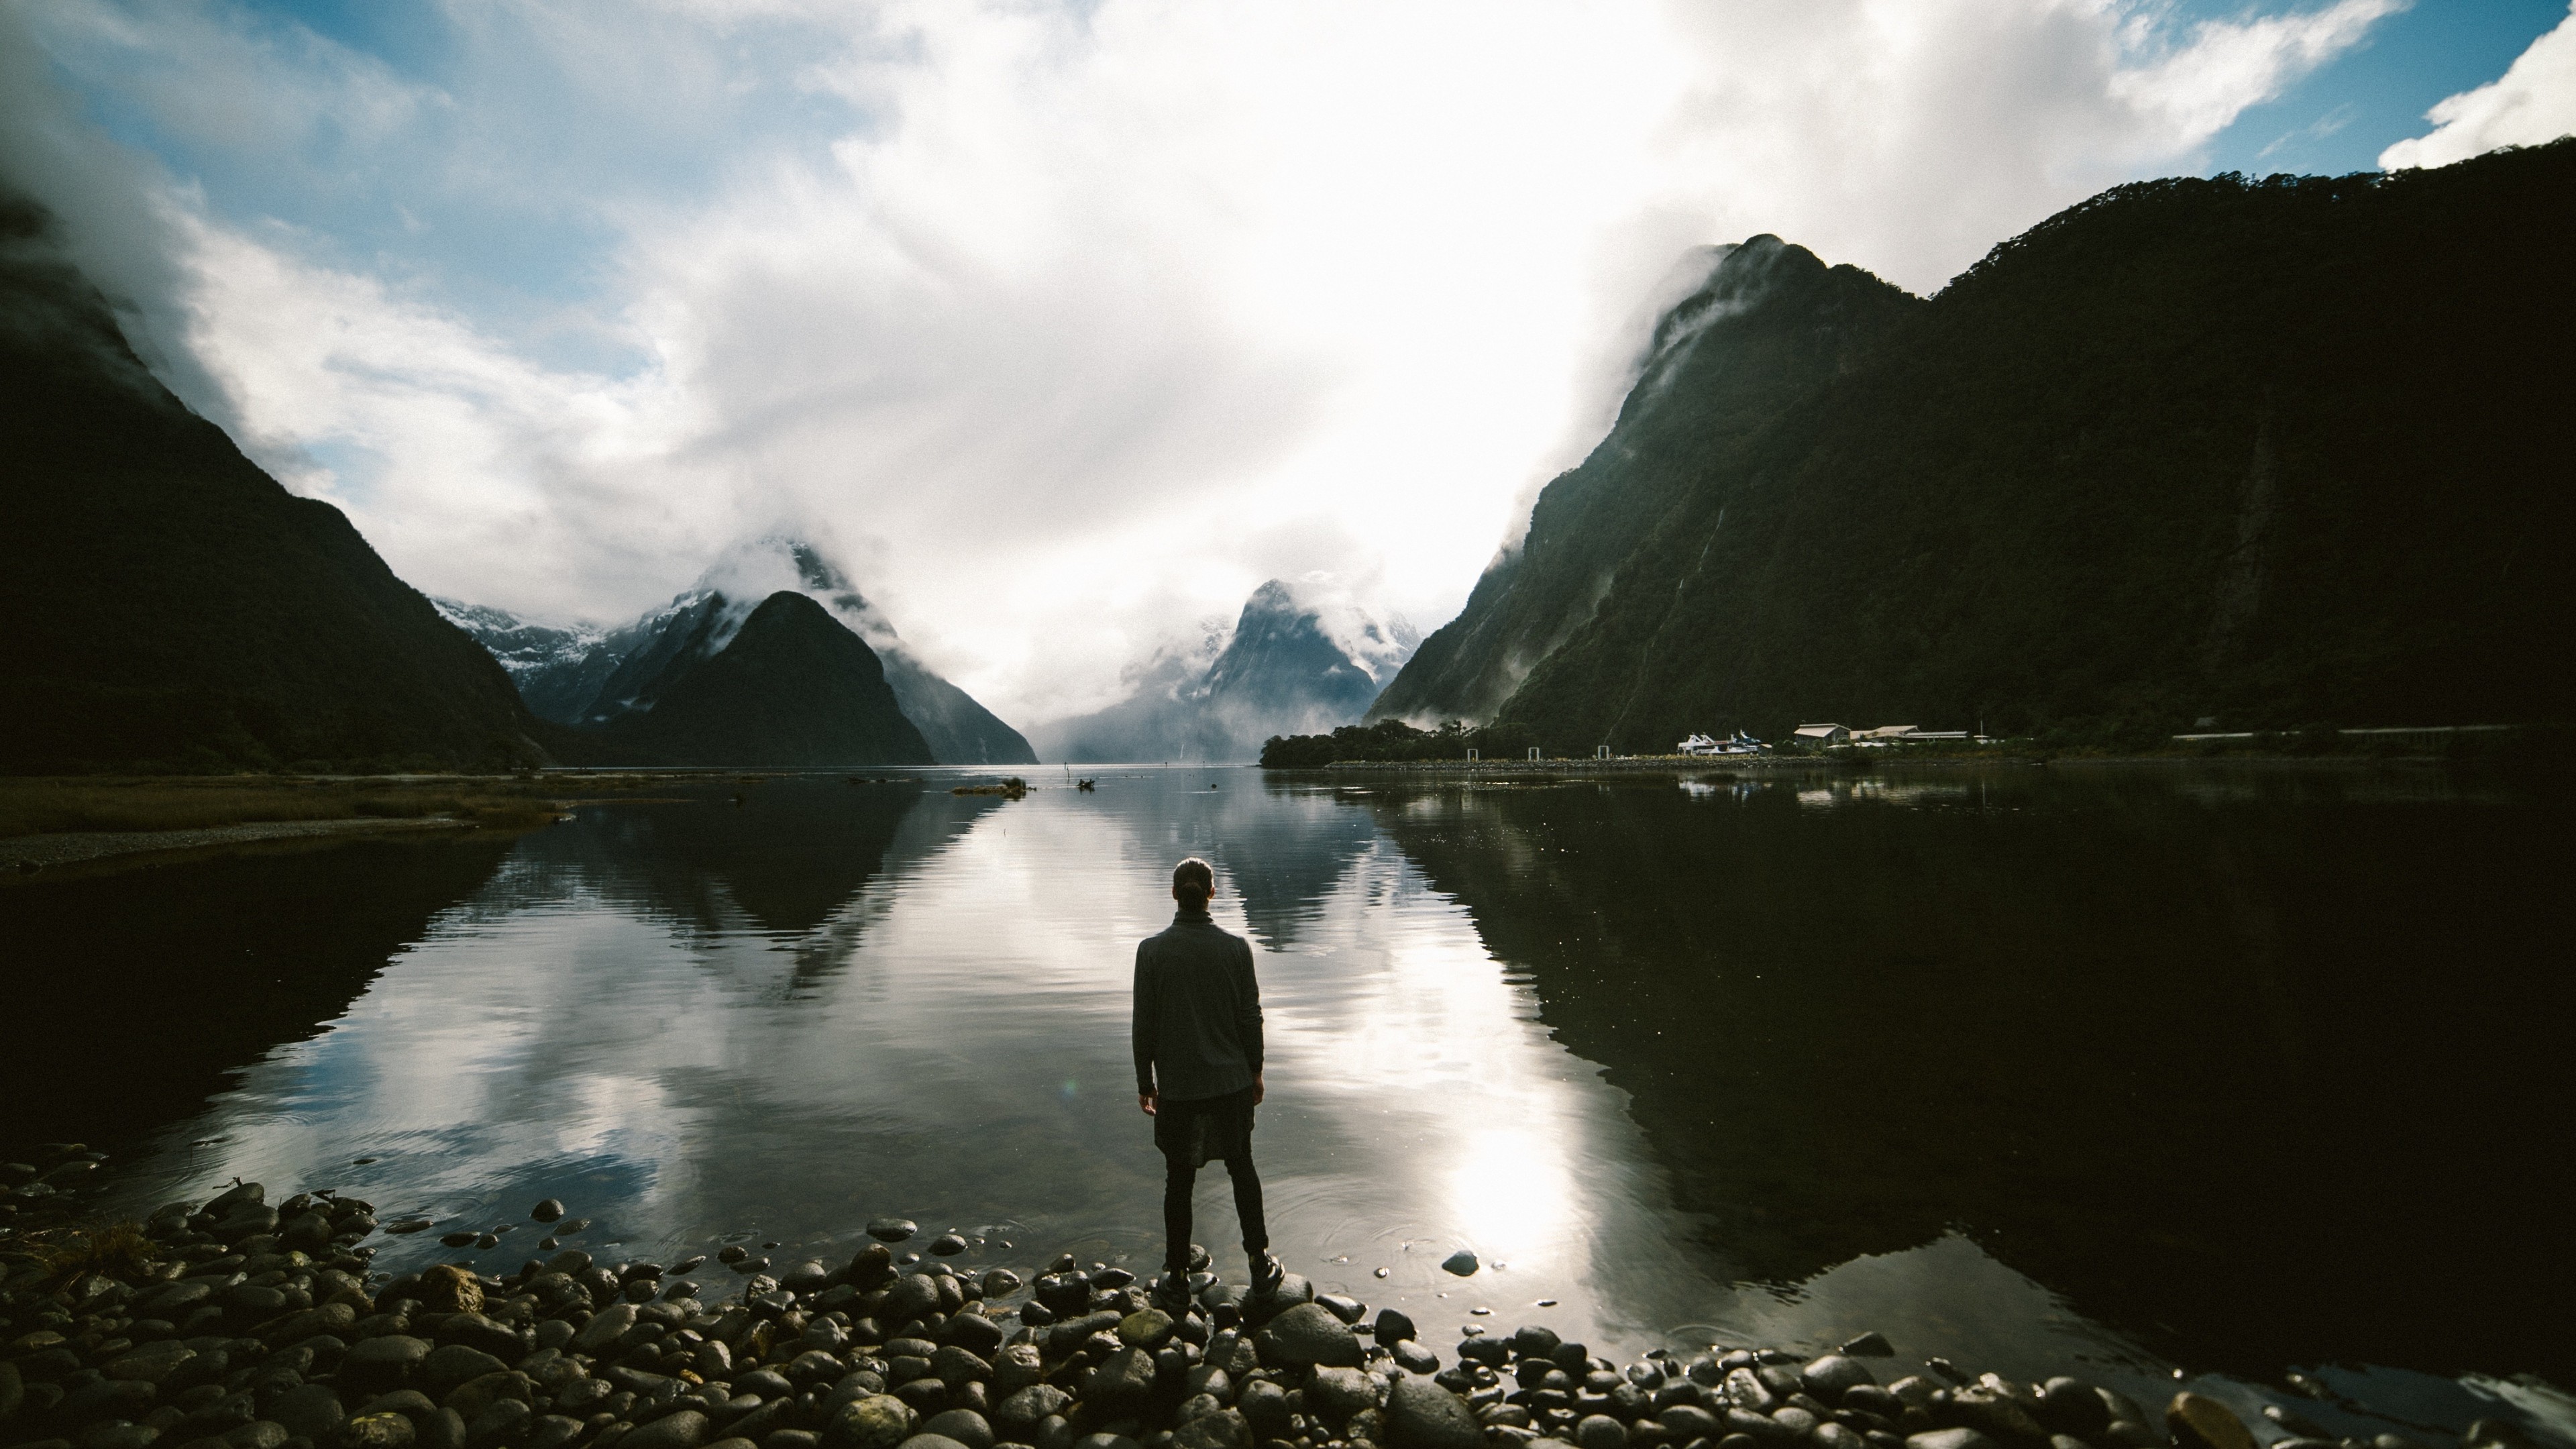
[1134,855,1285,1307]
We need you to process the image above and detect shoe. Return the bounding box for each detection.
[1248,1250,1286,1297]
[1150,1270,1191,1309]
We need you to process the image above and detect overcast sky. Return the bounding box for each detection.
[3,0,2569,725]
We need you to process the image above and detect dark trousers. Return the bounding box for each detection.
[1163,1144,1267,1275]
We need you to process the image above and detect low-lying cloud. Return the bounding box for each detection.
[0,0,2455,727]
[2379,2,2576,170]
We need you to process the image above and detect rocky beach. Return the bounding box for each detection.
[1,1149,2553,1449]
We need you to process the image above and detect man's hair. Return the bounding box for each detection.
[1173,857,1215,907]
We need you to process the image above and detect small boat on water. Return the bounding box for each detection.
[1678,730,1765,756]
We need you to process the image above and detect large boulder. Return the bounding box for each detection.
[1252,1303,1360,1369]
[1383,1377,1481,1449]
[1171,1411,1251,1449]
[1117,1309,1175,1351]
[1803,1357,1875,1398]
[2165,1395,2256,1449]
[571,1304,638,1357]
[271,1383,348,1441]
[437,1314,526,1362]
[929,1346,989,1390]
[623,1410,711,1449]
[419,1267,484,1316]
[443,1371,532,1424]
[1081,1348,1159,1414]
[340,1336,433,1395]
[1305,1368,1378,1425]
[937,1314,1006,1359]
[994,1386,1071,1438]
[1238,1381,1289,1442]
[825,1395,920,1449]
[921,1411,994,1449]
[104,1342,197,1383]
[422,1346,508,1398]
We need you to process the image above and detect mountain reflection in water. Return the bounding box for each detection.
[14,766,2569,1441]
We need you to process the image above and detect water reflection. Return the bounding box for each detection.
[1341,767,2575,1387]
[17,766,2568,1444]
[0,833,518,1162]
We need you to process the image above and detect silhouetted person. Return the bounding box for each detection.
[1134,855,1283,1305]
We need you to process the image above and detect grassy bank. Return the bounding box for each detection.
[0,775,580,837]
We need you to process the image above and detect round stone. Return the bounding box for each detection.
[1439,1250,1478,1277]
[1383,1377,1481,1449]
[1171,1411,1252,1449]
[826,1396,918,1449]
[1251,1302,1361,1369]
[2166,1395,2256,1449]
[921,1411,994,1449]
[1116,1309,1175,1351]
[337,1413,419,1449]
[1906,1432,2000,1449]
[867,1220,919,1244]
[339,1336,433,1393]
[531,1200,566,1223]
[1578,1415,1627,1449]
[1081,1347,1159,1411]
[1803,1357,1875,1398]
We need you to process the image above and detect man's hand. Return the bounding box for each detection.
[1139,1092,1157,1117]
[1252,1072,1265,1106]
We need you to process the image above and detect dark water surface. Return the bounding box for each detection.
[5,765,2569,1440]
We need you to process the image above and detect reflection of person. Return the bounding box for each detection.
[1134,855,1283,1305]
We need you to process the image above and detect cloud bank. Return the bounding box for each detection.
[1,0,2421,725]
[2380,2,2576,169]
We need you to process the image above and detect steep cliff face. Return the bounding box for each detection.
[1371,142,2576,747]
[0,193,548,773]
[1369,236,1917,728]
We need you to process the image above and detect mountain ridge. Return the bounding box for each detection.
[580,591,933,767]
[0,189,550,773]
[443,537,1036,766]
[1038,578,1415,763]
[1371,142,2576,747]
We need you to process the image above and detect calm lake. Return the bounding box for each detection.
[5,764,2569,1441]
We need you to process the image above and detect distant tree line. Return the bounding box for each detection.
[1258,718,1547,768]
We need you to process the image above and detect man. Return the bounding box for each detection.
[1133,855,1285,1305]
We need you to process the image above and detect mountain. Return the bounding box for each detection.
[0,190,549,773]
[584,592,932,767]
[1371,141,2576,747]
[429,599,611,722]
[1038,578,1416,762]
[445,537,1036,765]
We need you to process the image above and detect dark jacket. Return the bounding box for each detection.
[1132,907,1263,1102]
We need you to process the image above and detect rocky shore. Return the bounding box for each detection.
[0,1154,2550,1449]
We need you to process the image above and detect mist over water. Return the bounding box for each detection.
[6,764,2569,1442]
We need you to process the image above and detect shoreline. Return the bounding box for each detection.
[0,1156,2549,1449]
[1280,755,2471,777]
[0,818,482,877]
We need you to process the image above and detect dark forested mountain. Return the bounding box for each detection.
[445,538,1036,766]
[582,591,932,767]
[1038,579,1416,762]
[1372,141,2576,747]
[0,192,549,773]
[1372,236,1914,727]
